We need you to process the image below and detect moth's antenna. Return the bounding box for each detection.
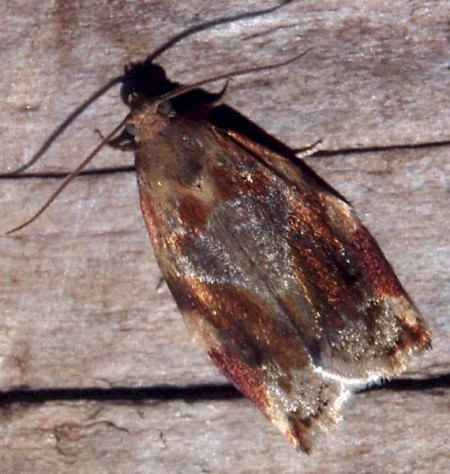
[4,2,292,176]
[5,3,297,233]
[5,115,130,235]
[147,1,294,62]
[157,50,309,106]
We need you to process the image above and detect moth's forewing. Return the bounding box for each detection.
[131,106,431,451]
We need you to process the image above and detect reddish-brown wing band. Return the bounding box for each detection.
[129,101,431,452]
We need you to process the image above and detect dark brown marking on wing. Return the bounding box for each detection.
[177,193,210,231]
[209,349,269,412]
[165,275,311,373]
[210,157,273,202]
[287,412,314,454]
[396,314,432,353]
[286,189,363,319]
[351,227,403,297]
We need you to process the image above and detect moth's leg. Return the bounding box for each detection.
[224,129,323,163]
[102,126,138,152]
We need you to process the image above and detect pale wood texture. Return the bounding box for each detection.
[0,1,449,473]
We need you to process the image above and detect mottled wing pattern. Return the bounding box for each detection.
[133,110,431,451]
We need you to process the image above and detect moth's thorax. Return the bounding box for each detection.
[127,103,166,143]
[134,113,225,201]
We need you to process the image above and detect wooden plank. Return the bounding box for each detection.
[0,0,449,472]
[1,0,449,175]
[0,387,448,474]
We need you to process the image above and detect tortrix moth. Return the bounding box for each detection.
[7,6,431,453]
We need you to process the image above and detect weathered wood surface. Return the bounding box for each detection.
[0,1,449,473]
[0,388,448,474]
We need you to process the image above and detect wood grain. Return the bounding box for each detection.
[1,1,449,473]
[0,388,448,474]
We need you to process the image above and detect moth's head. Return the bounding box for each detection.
[121,61,177,109]
[121,59,225,120]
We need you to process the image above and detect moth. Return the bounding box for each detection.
[117,58,431,452]
[8,15,431,454]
